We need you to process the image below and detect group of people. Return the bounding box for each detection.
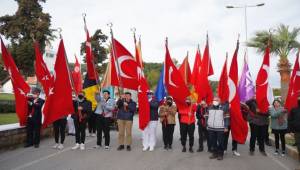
[23,87,300,162]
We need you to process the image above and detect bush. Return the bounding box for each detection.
[0,100,15,113]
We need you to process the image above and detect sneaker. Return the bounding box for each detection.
[217,155,223,160]
[80,143,85,150]
[126,145,131,151]
[209,154,218,159]
[182,147,186,152]
[164,145,168,150]
[197,148,203,152]
[260,151,267,156]
[117,145,124,151]
[72,143,80,150]
[93,145,101,149]
[249,151,254,156]
[58,144,64,150]
[224,150,227,154]
[34,144,39,148]
[92,133,96,137]
[281,151,285,157]
[274,150,279,155]
[52,143,59,149]
[143,147,149,151]
[233,150,241,157]
[168,145,172,150]
[189,148,194,153]
[105,146,110,150]
[149,147,154,152]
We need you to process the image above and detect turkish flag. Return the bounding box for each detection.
[85,27,97,80]
[228,42,248,144]
[191,49,201,86]
[42,40,74,128]
[218,55,229,103]
[134,38,150,130]
[164,42,190,110]
[195,41,214,104]
[256,45,272,113]
[72,55,82,95]
[34,42,54,97]
[285,52,300,112]
[178,55,192,85]
[110,38,138,90]
[1,38,30,126]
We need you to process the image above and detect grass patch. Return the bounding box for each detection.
[0,113,18,125]
[0,93,15,101]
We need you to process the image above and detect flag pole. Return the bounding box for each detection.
[57,28,76,95]
[108,22,123,96]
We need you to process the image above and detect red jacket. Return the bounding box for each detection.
[179,104,196,124]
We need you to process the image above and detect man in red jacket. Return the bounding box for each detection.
[179,97,196,153]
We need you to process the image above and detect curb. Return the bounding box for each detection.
[269,136,299,161]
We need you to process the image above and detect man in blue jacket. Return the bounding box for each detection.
[116,92,137,151]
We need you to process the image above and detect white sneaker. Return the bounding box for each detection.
[105,146,110,150]
[58,144,64,150]
[274,150,279,155]
[233,150,241,156]
[143,147,149,151]
[149,147,154,152]
[224,150,227,154]
[72,143,80,150]
[92,133,96,137]
[80,143,85,150]
[52,143,59,149]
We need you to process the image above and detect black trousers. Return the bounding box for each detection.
[180,123,195,147]
[74,117,87,144]
[96,114,111,146]
[198,125,208,149]
[162,124,175,147]
[208,130,225,156]
[224,126,238,151]
[26,117,41,145]
[250,123,266,152]
[88,112,96,134]
[53,118,67,144]
[274,132,286,151]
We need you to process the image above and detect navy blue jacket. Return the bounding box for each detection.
[149,98,159,121]
[27,98,44,125]
[117,99,136,121]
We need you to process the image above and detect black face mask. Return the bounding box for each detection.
[167,101,172,106]
[186,102,191,106]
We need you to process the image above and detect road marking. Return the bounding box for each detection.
[12,138,95,170]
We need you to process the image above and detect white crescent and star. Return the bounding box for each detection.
[228,78,236,102]
[259,64,269,86]
[168,67,177,87]
[117,55,136,79]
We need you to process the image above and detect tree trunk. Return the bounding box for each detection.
[277,57,291,104]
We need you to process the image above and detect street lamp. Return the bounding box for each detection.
[226,3,265,42]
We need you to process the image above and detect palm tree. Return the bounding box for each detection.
[247,24,300,103]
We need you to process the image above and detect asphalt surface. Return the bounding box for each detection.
[0,116,299,170]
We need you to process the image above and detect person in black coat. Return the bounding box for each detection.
[288,96,300,162]
[25,87,44,148]
[196,100,208,152]
[71,91,92,150]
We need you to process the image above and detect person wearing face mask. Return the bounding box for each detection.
[288,96,300,163]
[71,91,92,150]
[178,97,196,153]
[159,96,177,150]
[94,90,115,150]
[205,96,229,160]
[142,91,159,152]
[24,87,44,148]
[116,92,137,151]
[269,99,288,156]
[196,100,209,152]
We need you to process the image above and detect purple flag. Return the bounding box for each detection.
[238,58,255,102]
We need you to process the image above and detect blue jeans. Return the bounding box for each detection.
[208,130,225,156]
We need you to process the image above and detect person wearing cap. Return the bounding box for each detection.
[142,91,159,152]
[205,96,230,160]
[159,96,177,150]
[94,90,116,150]
[288,96,300,164]
[116,92,137,151]
[178,97,196,153]
[24,87,44,148]
[71,91,92,150]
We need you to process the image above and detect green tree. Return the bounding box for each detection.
[247,24,300,103]
[0,0,54,77]
[80,29,108,76]
[143,62,163,90]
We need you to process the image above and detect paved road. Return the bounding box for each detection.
[0,116,299,170]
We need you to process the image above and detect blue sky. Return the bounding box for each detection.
[1,0,300,88]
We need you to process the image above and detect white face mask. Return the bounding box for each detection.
[213,101,219,106]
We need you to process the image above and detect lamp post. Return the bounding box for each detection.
[226,3,265,44]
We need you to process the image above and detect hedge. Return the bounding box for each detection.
[0,100,15,113]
